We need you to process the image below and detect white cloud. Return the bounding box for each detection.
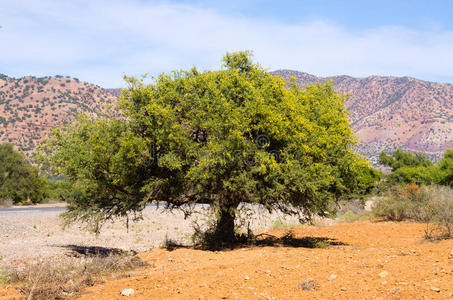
[1,0,453,87]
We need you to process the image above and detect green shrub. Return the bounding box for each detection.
[0,143,48,204]
[339,210,360,223]
[372,184,430,221]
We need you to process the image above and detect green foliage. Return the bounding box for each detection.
[379,148,453,187]
[0,143,47,204]
[436,149,453,186]
[43,51,367,243]
[46,178,73,203]
[347,160,382,196]
[385,165,436,186]
[339,210,360,223]
[379,149,435,185]
[379,149,433,171]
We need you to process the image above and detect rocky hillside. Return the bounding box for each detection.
[2,71,452,164]
[273,70,453,163]
[0,74,118,157]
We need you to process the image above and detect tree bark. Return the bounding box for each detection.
[215,204,237,245]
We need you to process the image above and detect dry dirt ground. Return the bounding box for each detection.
[3,221,453,299]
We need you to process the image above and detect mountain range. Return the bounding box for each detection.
[1,71,452,164]
[272,70,453,163]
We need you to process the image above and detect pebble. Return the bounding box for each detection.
[327,274,337,281]
[244,275,250,280]
[120,288,134,297]
[378,270,389,278]
[340,287,347,291]
[430,287,441,293]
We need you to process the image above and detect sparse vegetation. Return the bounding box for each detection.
[372,184,453,239]
[1,252,147,300]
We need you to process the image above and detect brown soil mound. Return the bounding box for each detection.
[2,221,453,299]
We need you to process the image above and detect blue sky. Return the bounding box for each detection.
[1,0,453,87]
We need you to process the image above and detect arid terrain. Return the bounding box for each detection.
[0,74,117,157]
[2,217,453,299]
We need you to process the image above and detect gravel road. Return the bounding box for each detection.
[0,204,306,263]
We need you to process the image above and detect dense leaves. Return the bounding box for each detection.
[379,148,453,186]
[0,143,47,204]
[43,52,369,241]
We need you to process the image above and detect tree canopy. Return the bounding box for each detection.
[43,51,370,244]
[0,143,47,204]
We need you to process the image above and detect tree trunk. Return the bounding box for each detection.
[215,205,237,245]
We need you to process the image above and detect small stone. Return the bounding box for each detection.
[378,271,389,278]
[120,288,134,297]
[244,275,250,280]
[340,287,347,291]
[430,287,441,292]
[265,270,271,274]
[327,274,337,281]
[297,278,318,291]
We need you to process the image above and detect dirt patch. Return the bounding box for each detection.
[73,221,453,299]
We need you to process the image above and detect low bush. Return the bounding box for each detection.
[372,184,430,221]
[372,184,453,239]
[421,186,453,240]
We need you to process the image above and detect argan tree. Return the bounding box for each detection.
[43,51,367,245]
[0,143,47,204]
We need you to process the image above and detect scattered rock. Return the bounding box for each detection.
[430,287,441,293]
[340,287,347,291]
[265,270,271,274]
[120,288,135,297]
[297,278,318,291]
[378,270,389,278]
[244,275,250,280]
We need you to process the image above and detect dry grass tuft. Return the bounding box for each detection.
[2,251,147,300]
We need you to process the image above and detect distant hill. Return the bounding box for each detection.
[272,70,453,163]
[1,71,452,164]
[0,74,118,157]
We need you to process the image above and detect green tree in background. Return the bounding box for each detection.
[379,149,433,171]
[0,143,47,204]
[378,149,435,185]
[436,149,453,186]
[43,51,368,245]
